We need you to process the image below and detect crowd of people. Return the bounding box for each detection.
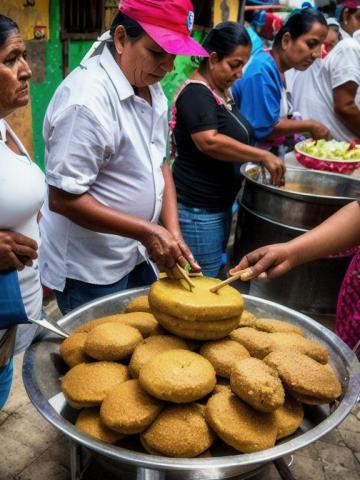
[0,0,359,407]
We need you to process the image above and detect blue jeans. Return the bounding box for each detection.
[178,203,232,277]
[0,358,14,410]
[55,262,157,315]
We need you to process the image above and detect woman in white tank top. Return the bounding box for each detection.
[0,15,46,408]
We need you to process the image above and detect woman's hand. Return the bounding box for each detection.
[0,231,38,271]
[229,243,298,281]
[261,153,286,187]
[142,224,201,274]
[309,121,331,140]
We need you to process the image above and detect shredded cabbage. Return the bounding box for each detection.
[300,139,360,161]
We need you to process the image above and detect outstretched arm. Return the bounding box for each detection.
[230,200,360,280]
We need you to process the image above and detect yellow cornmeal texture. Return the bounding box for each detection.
[62,362,129,408]
[153,309,240,340]
[230,357,285,412]
[206,391,277,453]
[269,333,329,364]
[74,314,127,333]
[124,295,151,313]
[253,318,305,336]
[273,395,304,440]
[264,351,342,401]
[84,323,143,361]
[286,390,331,405]
[59,333,92,368]
[129,335,189,378]
[139,349,216,403]
[149,276,244,321]
[230,327,274,359]
[115,312,158,336]
[100,379,163,434]
[74,312,158,337]
[75,408,124,444]
[141,404,216,457]
[200,339,250,378]
[239,310,257,327]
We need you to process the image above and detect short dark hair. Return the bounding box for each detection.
[200,21,251,69]
[110,11,144,41]
[273,9,327,49]
[0,15,19,49]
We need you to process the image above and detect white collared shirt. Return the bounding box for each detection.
[39,45,168,290]
[286,34,360,142]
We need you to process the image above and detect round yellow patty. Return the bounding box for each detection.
[129,335,189,378]
[100,379,163,434]
[141,403,216,458]
[206,391,277,453]
[84,323,143,361]
[254,318,304,337]
[124,295,151,313]
[75,313,157,337]
[239,310,257,327]
[264,350,342,401]
[74,314,127,334]
[273,396,304,440]
[75,408,124,444]
[153,309,239,340]
[287,390,331,405]
[139,349,216,403]
[229,327,273,359]
[62,361,129,408]
[200,339,250,378]
[230,357,285,413]
[59,333,92,368]
[269,333,328,364]
[149,276,244,321]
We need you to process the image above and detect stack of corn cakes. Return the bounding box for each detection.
[59,276,342,458]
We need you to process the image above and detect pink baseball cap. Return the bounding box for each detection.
[119,0,208,57]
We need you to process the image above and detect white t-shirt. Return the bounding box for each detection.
[286,35,360,142]
[0,120,46,353]
[40,44,168,291]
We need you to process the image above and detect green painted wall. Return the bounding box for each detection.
[30,0,62,170]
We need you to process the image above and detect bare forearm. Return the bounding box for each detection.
[266,119,313,140]
[160,162,181,235]
[288,201,360,266]
[335,106,360,138]
[49,187,151,243]
[194,132,269,164]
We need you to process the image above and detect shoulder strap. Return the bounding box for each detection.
[169,80,223,161]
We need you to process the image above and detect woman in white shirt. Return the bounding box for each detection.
[40,0,206,314]
[287,0,360,142]
[0,15,46,408]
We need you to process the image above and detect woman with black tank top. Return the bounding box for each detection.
[171,22,286,277]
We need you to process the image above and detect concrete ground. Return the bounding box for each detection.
[0,298,359,480]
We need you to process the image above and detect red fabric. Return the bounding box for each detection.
[336,248,360,357]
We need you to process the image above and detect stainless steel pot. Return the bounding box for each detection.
[232,165,359,316]
[23,288,360,480]
[240,165,359,229]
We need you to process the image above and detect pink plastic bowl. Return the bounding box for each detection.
[295,141,360,174]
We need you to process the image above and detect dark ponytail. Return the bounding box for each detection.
[0,15,19,49]
[273,8,327,49]
[199,21,251,69]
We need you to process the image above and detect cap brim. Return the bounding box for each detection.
[138,22,209,57]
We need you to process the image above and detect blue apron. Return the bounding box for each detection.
[0,269,29,329]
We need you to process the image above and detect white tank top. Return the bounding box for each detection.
[0,119,46,353]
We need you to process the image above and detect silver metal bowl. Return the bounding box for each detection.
[23,289,360,480]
